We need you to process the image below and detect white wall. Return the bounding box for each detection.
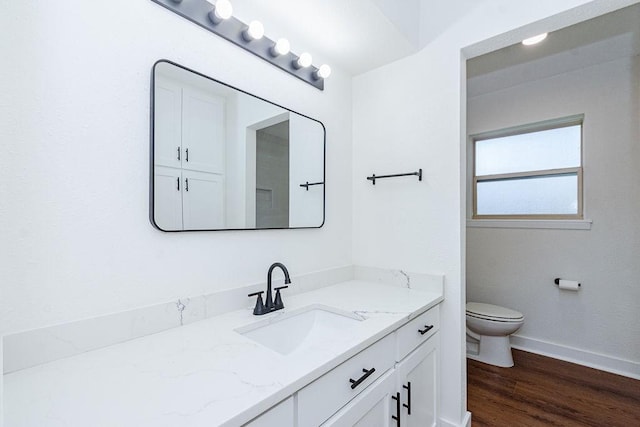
[0,0,352,336]
[467,54,640,374]
[352,0,637,425]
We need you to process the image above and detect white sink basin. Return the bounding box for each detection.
[236,304,363,355]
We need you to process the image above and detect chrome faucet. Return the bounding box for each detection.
[248,262,291,315]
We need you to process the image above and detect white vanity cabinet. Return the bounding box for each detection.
[243,397,294,427]
[394,306,440,427]
[323,336,439,427]
[395,335,439,426]
[321,370,398,427]
[297,334,396,426]
[289,305,440,427]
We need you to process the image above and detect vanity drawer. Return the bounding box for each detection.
[297,333,396,427]
[396,305,439,361]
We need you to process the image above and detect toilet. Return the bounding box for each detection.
[466,302,524,367]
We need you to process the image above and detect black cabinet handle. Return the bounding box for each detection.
[177,177,180,191]
[403,382,412,415]
[418,325,434,335]
[185,178,189,192]
[177,146,181,160]
[349,367,376,389]
[391,391,401,426]
[185,148,189,162]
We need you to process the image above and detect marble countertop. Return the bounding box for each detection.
[4,280,443,427]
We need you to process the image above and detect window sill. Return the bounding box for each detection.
[467,219,592,230]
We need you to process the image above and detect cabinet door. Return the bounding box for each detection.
[395,333,439,427]
[321,370,396,427]
[154,78,182,169]
[153,166,183,231]
[243,397,294,427]
[182,170,224,230]
[181,87,225,174]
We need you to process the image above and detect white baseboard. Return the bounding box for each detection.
[511,334,640,380]
[463,411,472,427]
[440,412,472,427]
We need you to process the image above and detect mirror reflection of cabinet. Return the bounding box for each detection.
[153,72,226,230]
[151,60,326,232]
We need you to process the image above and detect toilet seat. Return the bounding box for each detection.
[466,302,524,322]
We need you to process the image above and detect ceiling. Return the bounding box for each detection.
[225,1,639,79]
[467,3,640,95]
[228,0,417,75]
[228,0,481,76]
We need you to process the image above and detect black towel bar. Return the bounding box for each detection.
[367,169,422,185]
[299,181,324,191]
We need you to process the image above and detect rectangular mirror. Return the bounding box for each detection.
[150,60,325,231]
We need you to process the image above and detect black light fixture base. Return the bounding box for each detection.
[151,0,324,90]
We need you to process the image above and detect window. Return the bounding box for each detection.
[472,116,583,219]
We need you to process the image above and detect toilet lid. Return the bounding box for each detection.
[466,302,524,321]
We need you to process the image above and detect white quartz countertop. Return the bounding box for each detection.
[4,280,443,427]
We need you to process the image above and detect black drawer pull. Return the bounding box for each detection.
[418,324,434,335]
[403,382,412,414]
[349,367,376,389]
[391,391,401,426]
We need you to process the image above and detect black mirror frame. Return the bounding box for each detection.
[149,59,326,232]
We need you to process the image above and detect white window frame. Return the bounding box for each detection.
[471,115,584,220]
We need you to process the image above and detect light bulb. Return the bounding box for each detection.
[522,33,547,46]
[271,38,290,56]
[295,52,312,69]
[207,0,233,24]
[316,64,331,79]
[243,20,264,41]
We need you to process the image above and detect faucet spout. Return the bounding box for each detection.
[266,262,291,311]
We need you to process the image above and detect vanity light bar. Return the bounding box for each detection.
[152,0,327,90]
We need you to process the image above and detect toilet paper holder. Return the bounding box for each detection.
[554,278,581,287]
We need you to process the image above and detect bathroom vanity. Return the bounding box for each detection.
[4,280,442,426]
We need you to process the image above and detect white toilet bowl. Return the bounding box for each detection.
[466,302,524,367]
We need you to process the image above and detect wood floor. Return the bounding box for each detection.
[467,350,640,426]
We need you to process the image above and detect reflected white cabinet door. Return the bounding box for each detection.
[395,334,438,427]
[154,79,182,169]
[153,166,183,231]
[182,170,224,230]
[244,397,294,427]
[321,370,396,427]
[182,88,225,174]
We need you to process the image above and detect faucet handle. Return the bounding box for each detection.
[273,286,288,310]
[248,291,268,315]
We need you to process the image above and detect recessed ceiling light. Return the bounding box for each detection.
[522,33,548,46]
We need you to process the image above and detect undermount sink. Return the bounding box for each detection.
[236,305,363,355]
